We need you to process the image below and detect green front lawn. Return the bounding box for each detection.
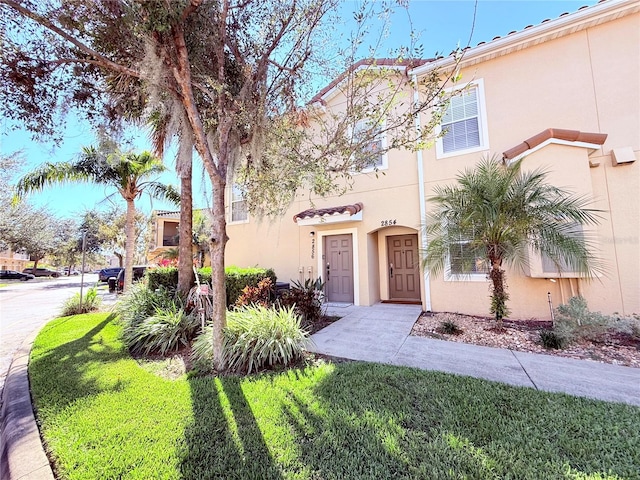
[30,313,639,479]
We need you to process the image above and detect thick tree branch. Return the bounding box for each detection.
[1,0,140,80]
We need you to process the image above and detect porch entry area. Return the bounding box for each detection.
[323,234,354,303]
[386,234,421,302]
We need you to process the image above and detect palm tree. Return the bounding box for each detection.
[422,156,603,327]
[15,147,180,292]
[149,113,195,296]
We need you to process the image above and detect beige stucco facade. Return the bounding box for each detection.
[157,0,639,319]
[0,247,30,271]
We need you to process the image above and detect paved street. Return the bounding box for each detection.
[0,273,106,403]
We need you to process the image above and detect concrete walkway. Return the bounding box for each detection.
[310,303,640,406]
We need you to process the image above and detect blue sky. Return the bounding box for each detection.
[1,0,598,219]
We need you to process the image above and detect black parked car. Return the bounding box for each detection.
[116,266,149,292]
[99,267,124,282]
[22,267,60,278]
[0,269,35,281]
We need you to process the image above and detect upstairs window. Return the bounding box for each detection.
[353,119,387,171]
[230,184,248,223]
[437,80,489,158]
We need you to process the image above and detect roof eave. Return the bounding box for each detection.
[410,0,640,76]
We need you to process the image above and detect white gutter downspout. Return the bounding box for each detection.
[412,73,432,312]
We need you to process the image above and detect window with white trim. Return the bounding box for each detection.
[446,224,489,280]
[230,184,248,223]
[353,119,387,171]
[437,80,489,158]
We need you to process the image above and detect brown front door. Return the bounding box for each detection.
[324,234,354,303]
[387,234,420,301]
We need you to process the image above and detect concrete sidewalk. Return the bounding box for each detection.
[310,303,640,406]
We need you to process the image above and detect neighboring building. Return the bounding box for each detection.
[155,0,640,319]
[148,210,181,262]
[0,247,30,271]
[147,209,210,267]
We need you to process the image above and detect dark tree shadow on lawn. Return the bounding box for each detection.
[180,375,284,479]
[29,313,130,412]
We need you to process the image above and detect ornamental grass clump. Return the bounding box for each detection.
[123,302,199,356]
[191,306,309,374]
[116,284,199,355]
[115,283,178,330]
[60,287,101,316]
[224,306,309,374]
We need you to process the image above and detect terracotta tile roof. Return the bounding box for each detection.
[468,0,609,50]
[294,202,363,223]
[308,58,431,105]
[503,128,608,160]
[155,210,180,218]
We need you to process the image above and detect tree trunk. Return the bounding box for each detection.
[209,173,228,371]
[489,260,509,329]
[123,198,136,293]
[114,252,123,268]
[177,140,194,296]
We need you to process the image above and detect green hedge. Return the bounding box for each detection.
[146,267,179,291]
[146,265,276,307]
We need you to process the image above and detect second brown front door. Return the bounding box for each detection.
[324,234,354,303]
[387,234,420,301]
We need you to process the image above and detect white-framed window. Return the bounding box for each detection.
[436,79,489,159]
[230,184,248,223]
[445,224,489,281]
[352,119,388,172]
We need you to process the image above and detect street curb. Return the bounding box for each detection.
[0,327,55,480]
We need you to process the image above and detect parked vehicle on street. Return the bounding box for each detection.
[0,270,35,281]
[99,267,124,282]
[22,267,60,278]
[116,266,148,292]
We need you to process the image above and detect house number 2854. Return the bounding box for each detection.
[380,219,397,227]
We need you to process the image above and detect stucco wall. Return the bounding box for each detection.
[223,6,639,318]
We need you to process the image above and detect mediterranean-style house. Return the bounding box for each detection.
[0,247,30,271]
[151,0,639,319]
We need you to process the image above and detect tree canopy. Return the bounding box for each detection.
[2,0,463,370]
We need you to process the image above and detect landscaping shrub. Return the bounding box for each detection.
[554,296,611,342]
[122,302,199,356]
[437,320,462,335]
[60,287,101,316]
[539,329,569,350]
[235,277,275,308]
[115,284,180,330]
[609,313,640,339]
[146,265,276,307]
[279,277,325,329]
[192,306,308,374]
[223,306,308,374]
[190,324,214,373]
[146,266,179,291]
[225,266,277,307]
